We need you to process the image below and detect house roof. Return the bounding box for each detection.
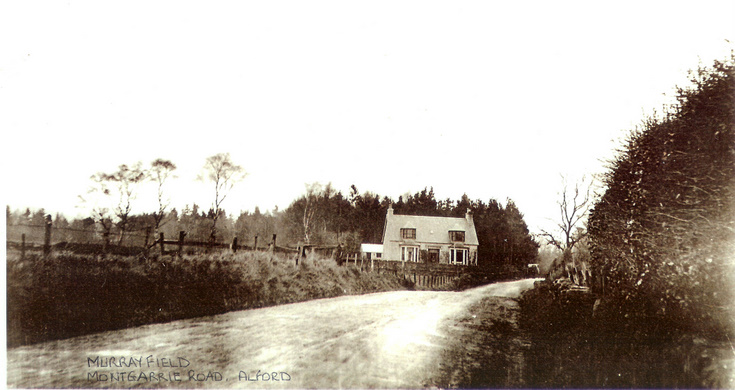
[382,213,479,246]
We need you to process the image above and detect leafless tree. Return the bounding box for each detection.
[80,176,114,247]
[149,159,177,235]
[302,182,323,244]
[540,175,592,255]
[200,153,246,242]
[82,163,145,246]
[109,163,146,245]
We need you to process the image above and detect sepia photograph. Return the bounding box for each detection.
[2,1,734,388]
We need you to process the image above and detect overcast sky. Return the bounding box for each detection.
[2,1,734,234]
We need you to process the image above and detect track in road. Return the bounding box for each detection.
[7,278,540,388]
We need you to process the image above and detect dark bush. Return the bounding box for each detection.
[522,55,735,389]
[588,55,735,338]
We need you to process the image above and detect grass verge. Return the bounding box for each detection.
[518,279,735,388]
[431,296,528,388]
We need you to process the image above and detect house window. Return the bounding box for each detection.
[450,248,468,265]
[401,228,416,239]
[401,246,419,262]
[449,231,465,242]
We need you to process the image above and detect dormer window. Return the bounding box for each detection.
[401,228,416,239]
[449,230,465,242]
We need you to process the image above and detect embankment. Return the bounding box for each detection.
[6,250,409,347]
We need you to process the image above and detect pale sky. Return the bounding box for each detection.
[2,1,734,235]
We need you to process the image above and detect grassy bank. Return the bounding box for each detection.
[6,250,409,347]
[519,279,734,388]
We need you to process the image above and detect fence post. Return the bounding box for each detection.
[253,235,259,251]
[178,231,186,256]
[43,214,52,256]
[232,237,239,253]
[272,234,277,250]
[144,227,151,257]
[159,232,165,254]
[21,233,26,261]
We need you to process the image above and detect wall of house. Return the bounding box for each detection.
[383,241,477,265]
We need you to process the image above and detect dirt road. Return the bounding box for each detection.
[7,278,540,389]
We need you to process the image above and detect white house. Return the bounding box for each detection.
[380,205,479,265]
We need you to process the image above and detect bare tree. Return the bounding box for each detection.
[81,163,145,246]
[80,175,114,247]
[109,163,146,245]
[200,153,246,242]
[540,175,592,254]
[302,182,323,243]
[149,159,177,235]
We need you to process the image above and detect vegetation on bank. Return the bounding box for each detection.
[6,250,410,347]
[520,280,733,388]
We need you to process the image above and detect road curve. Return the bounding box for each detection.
[7,278,540,389]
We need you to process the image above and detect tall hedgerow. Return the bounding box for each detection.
[588,54,735,337]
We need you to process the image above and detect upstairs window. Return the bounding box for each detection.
[449,230,465,242]
[401,228,416,239]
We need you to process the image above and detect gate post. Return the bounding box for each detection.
[178,231,186,256]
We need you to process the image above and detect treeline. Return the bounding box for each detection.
[7,185,539,272]
[282,185,539,271]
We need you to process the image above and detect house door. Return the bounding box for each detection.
[427,248,440,263]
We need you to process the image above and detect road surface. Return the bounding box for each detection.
[7,278,540,388]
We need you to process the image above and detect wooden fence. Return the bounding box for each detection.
[5,216,296,259]
[341,256,502,288]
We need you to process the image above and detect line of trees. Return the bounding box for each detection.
[8,181,540,272]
